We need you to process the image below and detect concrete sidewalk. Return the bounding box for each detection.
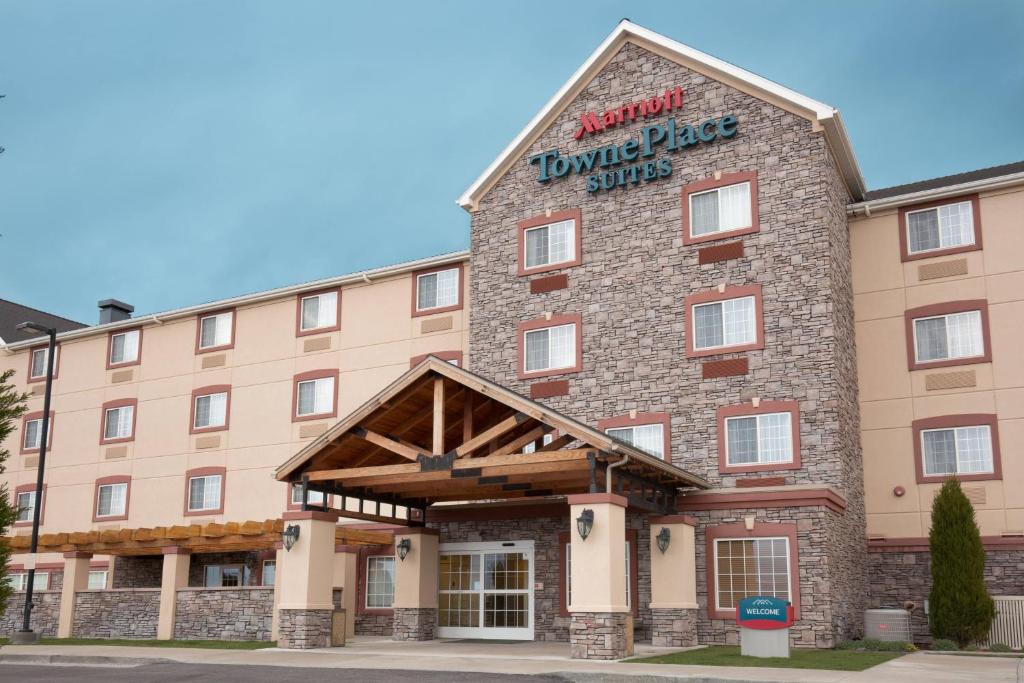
[0,638,1018,682]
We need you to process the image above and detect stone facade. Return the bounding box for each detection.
[392,607,437,641]
[867,548,1024,644]
[112,556,162,588]
[467,40,864,646]
[569,612,633,660]
[173,587,273,641]
[651,608,697,647]
[0,591,61,637]
[354,611,392,636]
[72,589,159,638]
[278,608,332,649]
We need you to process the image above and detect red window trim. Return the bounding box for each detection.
[99,398,138,445]
[409,350,463,368]
[516,313,583,380]
[194,308,237,355]
[183,466,227,516]
[285,481,334,511]
[705,521,800,621]
[92,475,131,522]
[20,410,54,454]
[292,369,340,423]
[410,263,465,318]
[904,299,991,371]
[684,284,765,358]
[517,208,583,276]
[27,343,60,383]
[357,544,396,616]
[558,529,638,618]
[13,483,46,527]
[898,193,982,262]
[911,414,1002,483]
[596,413,671,462]
[681,171,760,246]
[189,384,232,434]
[716,400,801,474]
[105,327,144,370]
[295,287,342,337]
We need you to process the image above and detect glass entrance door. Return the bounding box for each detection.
[438,541,534,640]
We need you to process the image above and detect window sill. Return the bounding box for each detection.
[519,367,581,381]
[684,224,758,246]
[296,325,341,338]
[519,260,580,277]
[106,359,142,370]
[293,412,336,424]
[910,356,990,372]
[918,472,1000,485]
[721,461,800,475]
[687,343,762,360]
[195,344,233,355]
[412,304,462,319]
[185,507,224,517]
[902,243,981,263]
[190,425,229,435]
[100,437,134,446]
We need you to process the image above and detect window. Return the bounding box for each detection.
[523,433,554,454]
[87,570,108,590]
[262,560,276,586]
[193,391,228,430]
[690,182,752,238]
[922,425,994,476]
[204,564,247,587]
[103,405,134,441]
[28,345,58,381]
[606,424,664,459]
[109,329,140,366]
[22,415,51,452]
[187,474,223,512]
[95,482,128,518]
[197,311,233,351]
[415,267,460,312]
[913,311,984,364]
[906,200,975,255]
[713,537,791,610]
[9,572,49,591]
[725,412,793,466]
[296,377,335,417]
[565,540,633,609]
[693,297,755,351]
[299,291,339,333]
[524,324,575,374]
[16,490,36,523]
[525,220,575,270]
[290,482,326,507]
[366,556,395,608]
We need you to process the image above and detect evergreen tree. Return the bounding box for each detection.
[928,478,996,647]
[0,369,28,613]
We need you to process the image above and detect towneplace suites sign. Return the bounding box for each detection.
[528,86,739,194]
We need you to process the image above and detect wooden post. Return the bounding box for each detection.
[432,377,444,455]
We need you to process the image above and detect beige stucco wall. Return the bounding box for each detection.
[852,185,1024,538]
[0,260,470,567]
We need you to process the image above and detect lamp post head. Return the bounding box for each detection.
[656,527,671,554]
[15,322,57,337]
[282,524,300,551]
[576,508,594,541]
[397,537,412,561]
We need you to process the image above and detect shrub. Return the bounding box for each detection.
[989,643,1013,653]
[931,638,959,651]
[928,479,996,647]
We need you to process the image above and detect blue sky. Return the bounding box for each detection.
[2,1,1022,324]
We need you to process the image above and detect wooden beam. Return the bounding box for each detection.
[462,392,473,443]
[490,425,553,458]
[454,412,529,458]
[538,433,574,452]
[352,427,425,462]
[335,526,394,545]
[433,376,445,455]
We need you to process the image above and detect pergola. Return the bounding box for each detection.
[275,356,710,520]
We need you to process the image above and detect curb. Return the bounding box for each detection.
[554,673,798,683]
[0,653,169,667]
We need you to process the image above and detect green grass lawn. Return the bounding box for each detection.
[1,637,274,650]
[628,645,903,671]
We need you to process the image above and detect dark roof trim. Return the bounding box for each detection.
[862,160,1024,202]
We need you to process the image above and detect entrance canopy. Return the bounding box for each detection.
[275,357,709,524]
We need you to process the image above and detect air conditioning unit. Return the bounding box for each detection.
[865,609,912,642]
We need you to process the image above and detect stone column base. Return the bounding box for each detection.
[570,612,633,660]
[392,607,437,641]
[651,607,697,647]
[278,608,333,649]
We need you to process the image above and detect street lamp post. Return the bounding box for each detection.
[13,321,57,644]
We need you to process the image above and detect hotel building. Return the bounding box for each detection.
[2,20,1021,657]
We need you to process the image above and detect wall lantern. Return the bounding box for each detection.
[576,509,594,541]
[397,537,412,561]
[656,527,671,554]
[282,524,300,552]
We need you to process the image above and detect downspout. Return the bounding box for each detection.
[605,449,630,494]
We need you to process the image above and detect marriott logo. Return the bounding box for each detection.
[574,86,684,140]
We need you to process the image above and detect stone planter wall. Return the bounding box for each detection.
[173,587,274,641]
[72,588,160,638]
[0,591,61,637]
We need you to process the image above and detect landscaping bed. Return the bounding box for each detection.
[628,643,904,671]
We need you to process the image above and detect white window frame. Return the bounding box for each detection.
[365,555,396,609]
[16,490,37,523]
[905,200,975,256]
[95,482,128,518]
[295,377,335,417]
[523,323,577,374]
[204,564,245,588]
[912,311,984,364]
[691,296,757,352]
[187,474,223,512]
[605,424,665,459]
[566,541,632,609]
[22,417,50,451]
[299,291,338,332]
[688,181,753,238]
[415,268,460,312]
[109,329,140,365]
[198,312,233,350]
[9,572,49,592]
[723,412,794,466]
[261,560,276,586]
[103,405,134,441]
[713,536,791,612]
[29,346,57,379]
[290,482,326,506]
[523,218,576,270]
[87,570,108,590]
[920,425,995,477]
[193,391,228,430]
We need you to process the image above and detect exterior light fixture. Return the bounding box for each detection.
[282,524,300,551]
[656,527,671,554]
[576,509,594,541]
[397,537,412,561]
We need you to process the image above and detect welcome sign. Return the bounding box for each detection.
[736,596,794,630]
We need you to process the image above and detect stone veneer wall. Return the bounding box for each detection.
[569,612,633,660]
[112,556,162,588]
[354,612,392,636]
[867,548,1024,644]
[278,608,332,649]
[0,591,61,636]
[651,608,697,647]
[173,587,274,641]
[72,589,160,638]
[393,607,437,641]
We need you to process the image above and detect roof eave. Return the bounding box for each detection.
[848,170,1024,215]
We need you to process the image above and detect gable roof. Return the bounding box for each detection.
[860,160,1024,203]
[0,299,85,345]
[457,19,865,212]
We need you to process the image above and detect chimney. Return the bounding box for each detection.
[98,299,134,325]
